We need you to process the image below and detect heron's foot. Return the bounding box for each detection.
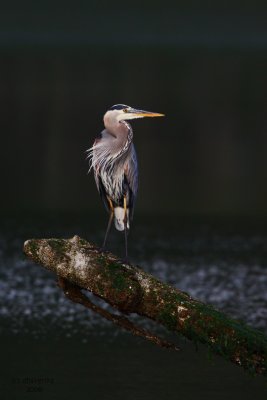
[98,246,109,254]
[121,256,130,265]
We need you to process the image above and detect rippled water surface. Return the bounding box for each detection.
[1,215,267,399]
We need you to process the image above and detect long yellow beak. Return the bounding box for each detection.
[130,108,165,118]
[135,111,165,117]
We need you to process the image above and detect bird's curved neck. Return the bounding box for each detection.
[120,120,133,141]
[117,121,133,156]
[104,117,133,158]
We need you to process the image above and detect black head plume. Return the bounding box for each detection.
[109,104,129,111]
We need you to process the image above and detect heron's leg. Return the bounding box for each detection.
[123,196,128,261]
[102,198,114,249]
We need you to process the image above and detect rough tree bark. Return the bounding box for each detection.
[24,235,267,376]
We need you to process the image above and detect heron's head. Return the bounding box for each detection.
[104,104,164,124]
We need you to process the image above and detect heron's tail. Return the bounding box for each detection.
[114,207,130,231]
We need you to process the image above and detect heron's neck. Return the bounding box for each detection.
[104,114,130,135]
[116,121,133,156]
[104,117,133,156]
[119,120,133,141]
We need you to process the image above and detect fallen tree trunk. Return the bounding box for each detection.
[24,235,267,376]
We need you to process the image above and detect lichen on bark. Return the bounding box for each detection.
[24,235,267,377]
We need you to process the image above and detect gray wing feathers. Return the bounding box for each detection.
[125,144,138,217]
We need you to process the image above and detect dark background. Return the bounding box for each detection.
[1,3,267,399]
[1,1,267,218]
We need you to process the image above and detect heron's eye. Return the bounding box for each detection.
[123,108,128,113]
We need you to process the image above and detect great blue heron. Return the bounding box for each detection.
[88,104,164,259]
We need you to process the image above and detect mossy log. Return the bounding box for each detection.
[24,235,267,376]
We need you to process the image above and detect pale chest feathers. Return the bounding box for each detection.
[88,122,137,206]
[99,166,127,203]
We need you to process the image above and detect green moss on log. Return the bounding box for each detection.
[23,236,267,377]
